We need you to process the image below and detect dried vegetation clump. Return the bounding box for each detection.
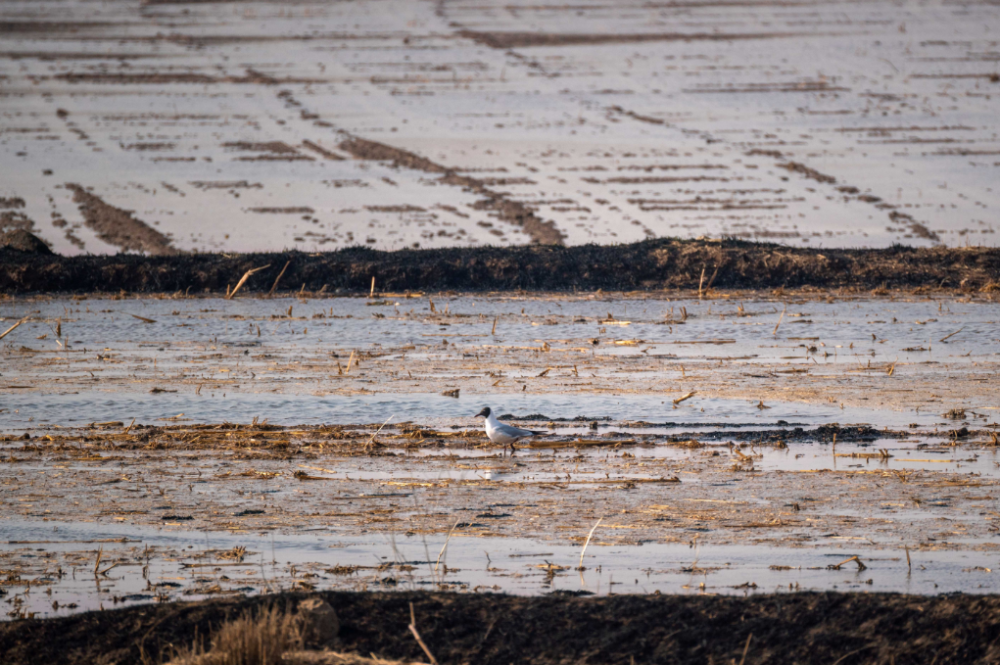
[4,420,954,464]
[165,605,304,665]
[163,602,423,665]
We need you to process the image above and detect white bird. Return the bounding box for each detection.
[475,406,547,452]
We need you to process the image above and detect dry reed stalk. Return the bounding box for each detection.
[577,517,603,570]
[226,264,271,300]
[672,391,696,406]
[0,316,29,340]
[905,545,911,573]
[830,555,867,571]
[268,261,291,296]
[408,603,438,665]
[94,545,103,577]
[705,264,720,292]
[434,520,461,573]
[364,414,394,450]
[773,305,786,335]
[831,645,877,665]
[491,316,497,335]
[345,350,355,373]
[834,449,892,460]
[130,313,156,324]
[738,633,753,665]
[939,327,965,343]
[698,267,706,299]
[429,298,436,313]
[370,276,376,298]
[281,653,426,665]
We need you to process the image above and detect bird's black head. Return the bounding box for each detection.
[475,407,491,418]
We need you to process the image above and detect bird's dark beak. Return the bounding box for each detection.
[475,408,489,418]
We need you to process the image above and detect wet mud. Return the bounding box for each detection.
[2,238,1000,295]
[1,294,999,624]
[3,591,1000,665]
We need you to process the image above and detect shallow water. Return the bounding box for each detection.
[4,518,1000,621]
[0,391,956,433]
[3,295,997,430]
[4,295,997,359]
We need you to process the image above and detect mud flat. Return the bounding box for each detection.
[1,294,998,632]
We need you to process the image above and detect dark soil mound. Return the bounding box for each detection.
[1,239,999,295]
[0,229,52,254]
[2,591,999,665]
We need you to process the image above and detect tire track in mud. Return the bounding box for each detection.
[275,90,565,245]
[338,137,564,246]
[456,29,819,49]
[605,108,943,244]
[0,196,37,236]
[748,150,941,243]
[451,11,945,247]
[64,184,178,255]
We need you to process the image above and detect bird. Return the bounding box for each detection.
[475,406,547,452]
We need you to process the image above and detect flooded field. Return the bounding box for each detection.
[2,292,999,619]
[1,0,999,254]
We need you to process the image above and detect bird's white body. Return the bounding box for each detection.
[481,409,545,446]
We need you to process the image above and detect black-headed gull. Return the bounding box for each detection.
[475,406,547,451]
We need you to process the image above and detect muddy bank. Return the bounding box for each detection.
[2,591,999,665]
[2,238,999,295]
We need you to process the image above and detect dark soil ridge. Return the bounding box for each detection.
[65,184,177,256]
[457,29,813,48]
[2,590,999,665]
[1,238,999,295]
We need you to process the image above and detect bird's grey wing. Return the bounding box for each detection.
[495,423,542,438]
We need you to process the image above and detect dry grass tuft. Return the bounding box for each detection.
[168,605,304,665]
